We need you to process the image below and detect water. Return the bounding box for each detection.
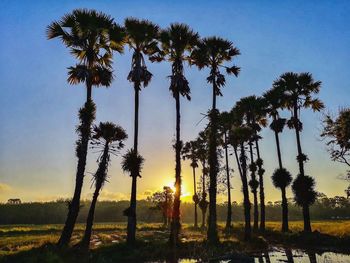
[149,248,350,263]
[251,248,350,263]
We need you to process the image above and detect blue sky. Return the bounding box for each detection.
[0,0,349,202]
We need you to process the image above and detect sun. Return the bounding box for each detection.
[164,180,193,202]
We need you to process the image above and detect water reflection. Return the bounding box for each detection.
[253,248,350,263]
[149,248,350,262]
[285,248,294,263]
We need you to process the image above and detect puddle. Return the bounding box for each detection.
[147,248,350,262]
[251,248,350,263]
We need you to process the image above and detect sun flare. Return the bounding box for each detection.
[164,180,193,202]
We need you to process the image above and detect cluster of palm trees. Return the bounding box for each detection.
[47,8,324,249]
[183,72,324,241]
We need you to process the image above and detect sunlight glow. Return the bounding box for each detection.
[164,180,192,202]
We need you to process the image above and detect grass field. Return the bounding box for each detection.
[0,221,349,262]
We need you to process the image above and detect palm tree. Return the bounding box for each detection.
[47,9,124,247]
[196,131,209,229]
[190,37,240,243]
[123,18,159,245]
[182,141,200,229]
[151,23,199,245]
[264,87,292,232]
[252,98,267,232]
[236,96,268,231]
[229,118,254,240]
[236,97,259,231]
[218,111,234,231]
[81,122,127,249]
[273,72,324,232]
[271,168,292,232]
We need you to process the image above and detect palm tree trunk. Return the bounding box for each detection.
[81,141,109,250]
[255,140,265,231]
[293,106,311,232]
[224,132,232,230]
[249,142,259,231]
[201,164,206,229]
[81,181,101,249]
[281,187,289,232]
[58,83,93,247]
[207,81,219,244]
[240,143,251,240]
[193,166,198,228]
[233,146,243,178]
[273,116,283,169]
[273,116,290,232]
[170,92,181,245]
[127,82,140,245]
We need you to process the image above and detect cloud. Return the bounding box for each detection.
[82,189,155,201]
[0,183,12,193]
[83,190,129,201]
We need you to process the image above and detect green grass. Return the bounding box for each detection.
[0,221,349,262]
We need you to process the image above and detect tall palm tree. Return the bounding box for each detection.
[190,37,240,243]
[81,122,127,249]
[264,87,292,232]
[123,18,159,245]
[47,9,124,247]
[252,98,267,231]
[218,111,234,231]
[236,96,268,231]
[182,141,200,229]
[196,131,209,229]
[151,23,199,245]
[273,72,324,232]
[229,118,254,241]
[236,97,259,231]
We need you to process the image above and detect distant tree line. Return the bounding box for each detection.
[0,195,349,225]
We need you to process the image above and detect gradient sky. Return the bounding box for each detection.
[0,0,349,203]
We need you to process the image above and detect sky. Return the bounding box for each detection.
[0,0,349,204]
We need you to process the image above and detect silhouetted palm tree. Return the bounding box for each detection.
[253,99,268,232]
[273,72,324,232]
[264,87,292,232]
[81,122,127,249]
[196,131,209,229]
[271,168,292,231]
[229,117,254,240]
[151,23,199,245]
[190,37,240,243]
[236,96,268,231]
[123,18,159,245]
[47,9,124,247]
[182,141,200,229]
[236,97,258,231]
[218,111,234,231]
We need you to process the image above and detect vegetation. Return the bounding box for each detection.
[273,72,324,232]
[0,6,339,261]
[264,87,293,232]
[322,108,350,197]
[190,37,240,244]
[182,141,200,229]
[80,122,127,249]
[46,9,124,247]
[1,221,350,262]
[123,17,159,246]
[1,195,349,225]
[151,23,199,245]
